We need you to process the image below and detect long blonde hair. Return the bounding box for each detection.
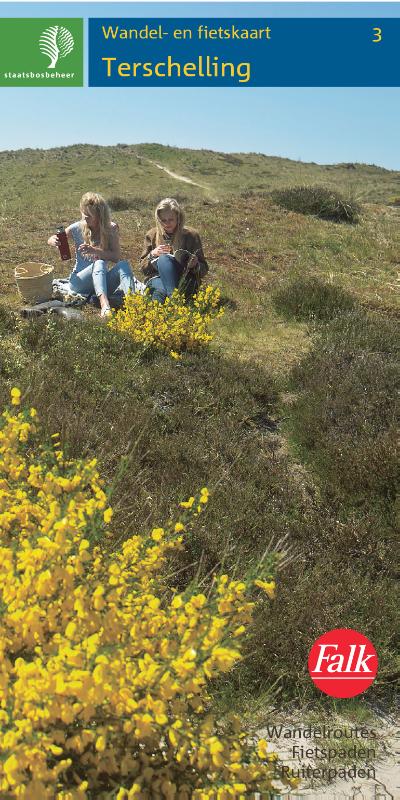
[155,197,185,249]
[80,192,113,251]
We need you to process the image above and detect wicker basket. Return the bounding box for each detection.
[15,262,54,304]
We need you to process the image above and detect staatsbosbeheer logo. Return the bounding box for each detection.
[0,19,83,87]
[308,628,378,698]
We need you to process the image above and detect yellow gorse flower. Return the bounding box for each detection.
[10,387,21,406]
[0,390,292,799]
[103,507,113,524]
[253,580,276,600]
[108,287,224,355]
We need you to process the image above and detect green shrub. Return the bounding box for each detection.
[273,277,357,321]
[271,185,360,223]
[107,195,140,211]
[219,154,244,166]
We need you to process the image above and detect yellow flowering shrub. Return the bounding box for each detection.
[0,391,292,800]
[107,287,224,355]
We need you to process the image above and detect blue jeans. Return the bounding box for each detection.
[69,260,135,298]
[147,254,197,303]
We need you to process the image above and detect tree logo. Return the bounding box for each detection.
[39,26,74,69]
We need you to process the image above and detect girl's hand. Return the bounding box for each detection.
[187,254,199,270]
[48,234,60,248]
[151,244,172,257]
[78,243,98,258]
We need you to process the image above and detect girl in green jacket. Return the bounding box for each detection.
[139,197,209,303]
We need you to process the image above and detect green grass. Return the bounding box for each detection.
[272,276,358,321]
[0,142,398,711]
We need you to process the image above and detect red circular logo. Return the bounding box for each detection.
[308,628,378,698]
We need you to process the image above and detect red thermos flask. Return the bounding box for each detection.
[57,226,71,261]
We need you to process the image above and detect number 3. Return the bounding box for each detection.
[373,27,382,43]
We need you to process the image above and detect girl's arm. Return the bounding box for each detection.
[47,224,74,247]
[139,230,157,276]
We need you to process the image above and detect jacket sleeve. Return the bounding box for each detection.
[193,232,209,278]
[139,230,156,277]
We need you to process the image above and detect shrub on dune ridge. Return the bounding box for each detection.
[271,185,360,223]
[107,196,154,211]
[0,390,291,800]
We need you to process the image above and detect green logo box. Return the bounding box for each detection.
[0,19,83,86]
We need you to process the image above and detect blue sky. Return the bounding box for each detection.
[1,2,400,169]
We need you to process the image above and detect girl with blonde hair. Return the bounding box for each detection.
[48,192,141,317]
[139,197,209,303]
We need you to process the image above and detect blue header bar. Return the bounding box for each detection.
[88,17,398,86]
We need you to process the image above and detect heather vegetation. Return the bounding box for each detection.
[0,143,398,795]
[270,185,360,223]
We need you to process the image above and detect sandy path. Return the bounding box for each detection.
[140,156,218,199]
